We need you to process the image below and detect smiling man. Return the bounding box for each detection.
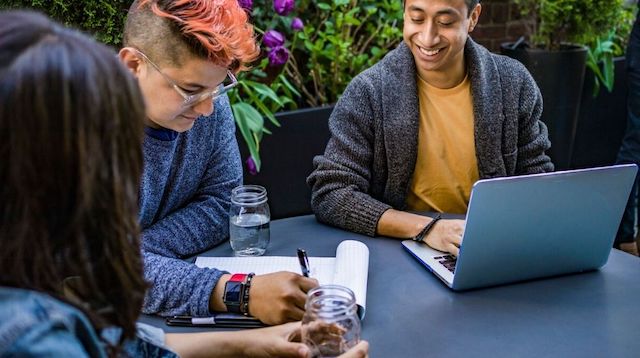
[308,0,554,255]
[119,0,318,324]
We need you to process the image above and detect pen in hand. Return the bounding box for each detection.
[297,248,311,277]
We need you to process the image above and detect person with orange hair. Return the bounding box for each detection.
[0,9,369,357]
[118,0,318,324]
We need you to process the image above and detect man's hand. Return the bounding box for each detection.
[377,209,464,256]
[423,218,465,256]
[249,271,319,324]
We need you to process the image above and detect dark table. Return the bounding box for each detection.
[141,215,640,357]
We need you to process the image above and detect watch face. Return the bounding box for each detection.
[224,281,242,303]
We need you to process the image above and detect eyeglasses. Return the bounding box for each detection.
[135,49,237,107]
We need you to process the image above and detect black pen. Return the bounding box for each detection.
[297,248,310,277]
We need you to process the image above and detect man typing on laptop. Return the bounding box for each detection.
[307,0,553,256]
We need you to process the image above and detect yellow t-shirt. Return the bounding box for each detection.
[406,75,479,214]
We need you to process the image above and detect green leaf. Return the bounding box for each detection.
[232,103,261,170]
[317,3,331,10]
[233,102,264,132]
[602,56,614,92]
[251,82,285,107]
[242,85,281,128]
[344,17,361,26]
[279,75,302,97]
[304,40,314,51]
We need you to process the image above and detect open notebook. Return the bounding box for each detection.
[195,240,370,319]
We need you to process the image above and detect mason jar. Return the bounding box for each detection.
[301,285,361,357]
[228,185,270,256]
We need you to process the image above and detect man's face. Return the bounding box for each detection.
[121,49,229,132]
[403,0,480,87]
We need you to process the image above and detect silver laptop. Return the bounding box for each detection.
[402,164,638,291]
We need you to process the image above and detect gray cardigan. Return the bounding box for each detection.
[307,39,554,237]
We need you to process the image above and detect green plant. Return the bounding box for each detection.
[513,0,629,51]
[228,0,305,174]
[513,0,634,97]
[584,4,635,96]
[288,0,403,107]
[231,0,403,173]
[230,64,301,173]
[0,0,130,47]
[586,31,622,97]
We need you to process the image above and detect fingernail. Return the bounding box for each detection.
[298,345,309,356]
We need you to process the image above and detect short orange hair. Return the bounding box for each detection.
[124,0,258,72]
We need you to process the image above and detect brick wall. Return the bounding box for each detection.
[473,0,532,53]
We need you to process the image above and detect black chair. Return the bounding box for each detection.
[236,106,333,219]
[571,57,628,169]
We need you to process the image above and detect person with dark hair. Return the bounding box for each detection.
[0,10,148,350]
[117,0,317,324]
[615,0,640,256]
[308,0,553,255]
[0,9,369,358]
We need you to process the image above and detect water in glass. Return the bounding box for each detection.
[229,213,270,256]
[229,185,270,256]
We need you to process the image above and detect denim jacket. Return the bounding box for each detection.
[0,287,178,357]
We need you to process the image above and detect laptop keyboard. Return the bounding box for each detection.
[434,255,457,273]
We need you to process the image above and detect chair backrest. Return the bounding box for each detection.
[571,57,627,169]
[236,106,333,219]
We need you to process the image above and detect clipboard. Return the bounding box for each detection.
[166,313,266,328]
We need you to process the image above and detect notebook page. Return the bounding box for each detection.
[195,256,336,285]
[332,240,369,318]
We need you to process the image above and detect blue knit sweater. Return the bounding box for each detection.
[139,95,241,317]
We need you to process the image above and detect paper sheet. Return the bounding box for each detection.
[195,240,370,318]
[195,255,336,286]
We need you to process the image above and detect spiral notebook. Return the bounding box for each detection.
[195,240,370,319]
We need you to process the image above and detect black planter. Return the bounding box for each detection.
[236,106,333,219]
[501,43,588,170]
[571,57,628,169]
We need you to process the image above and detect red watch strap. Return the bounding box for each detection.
[229,273,247,283]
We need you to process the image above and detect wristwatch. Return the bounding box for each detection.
[223,274,247,314]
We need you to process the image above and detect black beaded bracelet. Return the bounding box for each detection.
[412,214,442,243]
[241,272,255,316]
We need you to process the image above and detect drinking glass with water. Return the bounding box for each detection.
[229,185,270,256]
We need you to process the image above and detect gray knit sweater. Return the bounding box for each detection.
[307,39,554,237]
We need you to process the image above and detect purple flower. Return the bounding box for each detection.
[238,0,253,12]
[273,0,295,16]
[291,17,304,31]
[267,46,289,67]
[246,156,258,175]
[263,30,285,49]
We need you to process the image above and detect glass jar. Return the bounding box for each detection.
[301,285,361,357]
[228,185,270,256]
